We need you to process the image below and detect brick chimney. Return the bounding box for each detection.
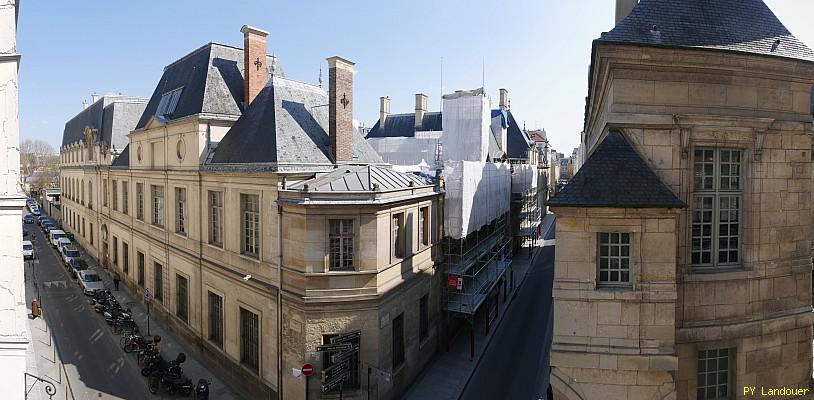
[499,88,509,111]
[615,0,638,24]
[327,56,355,163]
[415,93,427,128]
[380,96,390,126]
[240,25,269,108]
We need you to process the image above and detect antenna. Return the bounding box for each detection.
[439,57,444,111]
[481,57,485,89]
[318,65,323,88]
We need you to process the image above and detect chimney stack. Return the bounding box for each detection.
[327,56,355,163]
[240,25,269,108]
[91,91,99,103]
[82,100,89,110]
[380,96,390,126]
[615,0,638,24]
[499,88,509,111]
[415,93,427,128]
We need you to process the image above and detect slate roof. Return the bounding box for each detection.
[287,165,430,192]
[61,96,148,150]
[547,130,685,208]
[135,43,284,130]
[503,110,533,159]
[600,0,814,62]
[111,144,130,167]
[209,76,381,165]
[366,112,443,138]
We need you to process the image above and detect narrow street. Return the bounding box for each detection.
[26,222,153,399]
[460,225,555,400]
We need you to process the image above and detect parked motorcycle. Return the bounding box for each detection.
[137,343,160,366]
[122,334,160,353]
[149,369,193,397]
[112,318,139,335]
[193,379,211,400]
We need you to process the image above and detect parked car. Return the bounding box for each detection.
[79,271,104,294]
[31,209,41,217]
[36,216,48,226]
[57,237,72,250]
[49,230,66,247]
[23,214,34,224]
[61,245,80,266]
[22,240,33,260]
[41,222,55,234]
[69,259,88,279]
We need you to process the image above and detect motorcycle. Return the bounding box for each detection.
[194,379,211,400]
[137,343,160,366]
[122,334,160,353]
[149,369,193,397]
[112,318,139,335]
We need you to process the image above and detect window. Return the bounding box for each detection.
[81,182,85,206]
[419,294,429,341]
[88,181,93,208]
[122,242,129,275]
[392,313,405,369]
[392,213,405,259]
[176,274,188,323]
[175,187,186,235]
[208,292,223,347]
[136,183,144,221]
[692,148,742,270]
[153,262,163,303]
[121,181,129,215]
[112,236,118,266]
[697,348,731,400]
[598,232,631,285]
[89,223,94,245]
[239,308,260,372]
[328,219,354,271]
[420,206,430,246]
[112,179,118,210]
[209,191,223,246]
[103,179,108,207]
[241,194,260,257]
[137,251,145,287]
[156,87,183,117]
[151,185,164,227]
[322,334,361,390]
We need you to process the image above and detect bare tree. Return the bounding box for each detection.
[20,139,57,192]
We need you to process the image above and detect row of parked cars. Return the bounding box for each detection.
[24,209,104,294]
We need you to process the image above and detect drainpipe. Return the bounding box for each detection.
[277,203,284,399]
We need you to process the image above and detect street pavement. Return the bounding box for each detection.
[25,220,154,399]
[459,224,556,400]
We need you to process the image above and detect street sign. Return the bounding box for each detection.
[322,361,349,379]
[330,344,360,363]
[447,275,462,290]
[316,343,352,353]
[331,330,361,344]
[143,288,151,302]
[301,363,314,377]
[321,370,350,393]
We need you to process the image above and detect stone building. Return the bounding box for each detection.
[548,0,814,399]
[59,26,443,400]
[0,0,28,395]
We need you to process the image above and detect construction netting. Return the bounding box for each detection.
[511,164,538,193]
[367,136,440,166]
[444,160,511,239]
[441,88,490,162]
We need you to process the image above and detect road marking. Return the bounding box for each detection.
[43,280,67,288]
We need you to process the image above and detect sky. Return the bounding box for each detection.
[16,0,814,155]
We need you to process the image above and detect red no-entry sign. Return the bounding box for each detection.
[302,363,314,377]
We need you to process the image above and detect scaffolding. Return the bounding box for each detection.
[513,188,541,250]
[442,214,510,315]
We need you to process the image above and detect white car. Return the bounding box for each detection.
[57,237,71,250]
[22,240,33,260]
[61,245,80,266]
[79,271,104,295]
[49,230,66,247]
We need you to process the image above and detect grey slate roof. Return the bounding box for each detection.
[600,0,814,62]
[287,165,431,192]
[547,130,685,208]
[366,112,443,138]
[209,76,381,165]
[135,43,283,130]
[61,96,148,150]
[503,110,533,159]
[111,144,130,167]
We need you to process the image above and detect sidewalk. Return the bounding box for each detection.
[74,246,239,400]
[24,258,75,400]
[404,214,556,400]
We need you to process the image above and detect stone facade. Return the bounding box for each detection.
[551,23,814,400]
[0,1,29,396]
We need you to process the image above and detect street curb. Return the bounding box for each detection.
[455,216,555,400]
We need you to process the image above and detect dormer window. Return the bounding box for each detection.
[156,87,183,117]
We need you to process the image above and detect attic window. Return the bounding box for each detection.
[156,87,183,117]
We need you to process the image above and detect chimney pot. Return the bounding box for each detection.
[82,100,89,110]
[91,92,99,103]
[414,93,427,128]
[499,88,509,111]
[241,25,270,108]
[380,96,390,126]
[327,56,355,163]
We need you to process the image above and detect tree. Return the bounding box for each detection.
[20,139,57,192]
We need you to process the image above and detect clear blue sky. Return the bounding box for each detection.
[17,0,814,155]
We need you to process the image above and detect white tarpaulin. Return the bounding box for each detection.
[511,164,537,193]
[367,135,440,166]
[441,88,490,162]
[444,160,511,239]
